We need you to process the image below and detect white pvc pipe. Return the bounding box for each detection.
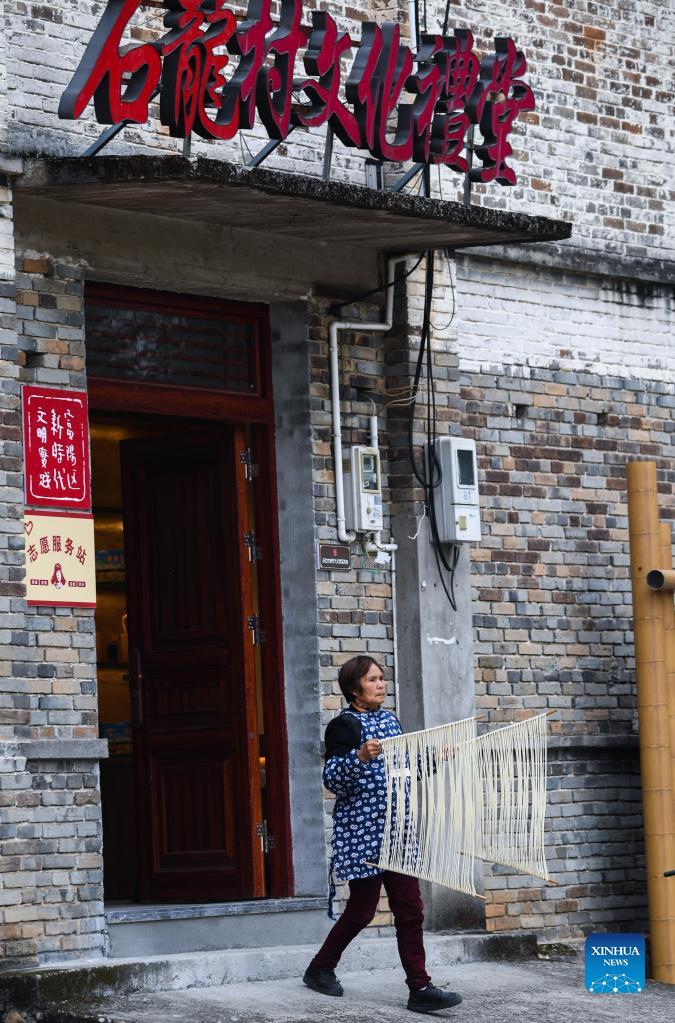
[408,0,418,49]
[370,414,378,450]
[329,253,416,545]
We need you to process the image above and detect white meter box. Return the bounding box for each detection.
[343,446,383,532]
[426,437,481,543]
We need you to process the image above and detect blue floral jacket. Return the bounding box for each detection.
[323,706,402,882]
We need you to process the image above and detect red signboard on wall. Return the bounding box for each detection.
[22,386,91,511]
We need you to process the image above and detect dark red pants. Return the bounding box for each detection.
[311,871,431,991]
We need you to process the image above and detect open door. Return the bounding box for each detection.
[121,424,265,902]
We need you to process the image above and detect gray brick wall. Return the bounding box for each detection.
[0,748,104,968]
[454,255,674,382]
[459,358,673,935]
[0,0,672,961]
[0,252,105,969]
[485,742,647,936]
[3,1,673,266]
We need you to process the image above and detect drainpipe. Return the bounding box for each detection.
[329,253,416,544]
[407,0,418,49]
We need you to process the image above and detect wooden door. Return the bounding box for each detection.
[121,425,264,902]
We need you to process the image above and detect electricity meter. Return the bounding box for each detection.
[425,437,481,543]
[343,446,384,532]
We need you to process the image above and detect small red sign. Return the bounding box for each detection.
[22,386,91,511]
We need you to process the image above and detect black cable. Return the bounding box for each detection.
[441,0,451,34]
[329,254,425,316]
[407,255,432,489]
[405,249,461,611]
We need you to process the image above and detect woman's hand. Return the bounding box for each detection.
[357,739,382,763]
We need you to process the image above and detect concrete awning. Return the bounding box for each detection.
[15,155,571,254]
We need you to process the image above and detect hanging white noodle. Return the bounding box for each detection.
[476,714,549,882]
[378,716,479,896]
[376,713,549,894]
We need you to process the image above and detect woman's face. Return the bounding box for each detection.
[353,662,386,709]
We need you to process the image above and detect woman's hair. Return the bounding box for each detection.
[50,562,65,586]
[338,655,383,703]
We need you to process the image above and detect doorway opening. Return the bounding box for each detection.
[86,284,290,905]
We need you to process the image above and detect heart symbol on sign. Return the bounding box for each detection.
[25,519,34,535]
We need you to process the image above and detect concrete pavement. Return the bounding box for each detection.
[35,950,673,1023]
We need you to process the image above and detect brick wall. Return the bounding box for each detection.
[486,743,647,936]
[0,752,104,968]
[0,253,105,969]
[1,0,404,187]
[313,252,673,939]
[458,349,673,935]
[0,0,673,958]
[424,0,674,266]
[4,1,673,266]
[455,256,674,382]
[462,370,670,744]
[308,292,398,926]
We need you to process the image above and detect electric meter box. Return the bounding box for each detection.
[343,446,384,532]
[426,437,481,543]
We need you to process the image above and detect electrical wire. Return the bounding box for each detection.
[329,253,425,316]
[406,250,461,610]
[329,247,462,611]
[441,0,451,34]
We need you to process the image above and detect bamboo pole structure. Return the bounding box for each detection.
[658,521,675,964]
[626,461,675,983]
[656,525,675,813]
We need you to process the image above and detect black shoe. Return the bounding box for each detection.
[303,965,344,997]
[407,984,462,1013]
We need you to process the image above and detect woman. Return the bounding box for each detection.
[303,655,462,1014]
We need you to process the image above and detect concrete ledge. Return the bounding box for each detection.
[15,154,572,253]
[106,896,324,923]
[18,739,109,760]
[464,241,675,288]
[0,932,538,1009]
[106,898,329,956]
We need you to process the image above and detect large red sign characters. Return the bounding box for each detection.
[59,0,535,185]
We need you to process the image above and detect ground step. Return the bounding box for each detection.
[0,932,537,1011]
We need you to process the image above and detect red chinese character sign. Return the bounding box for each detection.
[22,386,91,511]
[58,1,534,186]
[24,511,96,608]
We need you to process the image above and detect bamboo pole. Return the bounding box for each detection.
[659,521,675,963]
[626,461,675,983]
[659,523,675,807]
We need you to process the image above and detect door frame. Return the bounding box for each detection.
[86,281,293,900]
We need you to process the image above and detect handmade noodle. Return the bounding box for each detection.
[376,713,549,895]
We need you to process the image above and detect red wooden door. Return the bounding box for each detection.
[121,425,264,902]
